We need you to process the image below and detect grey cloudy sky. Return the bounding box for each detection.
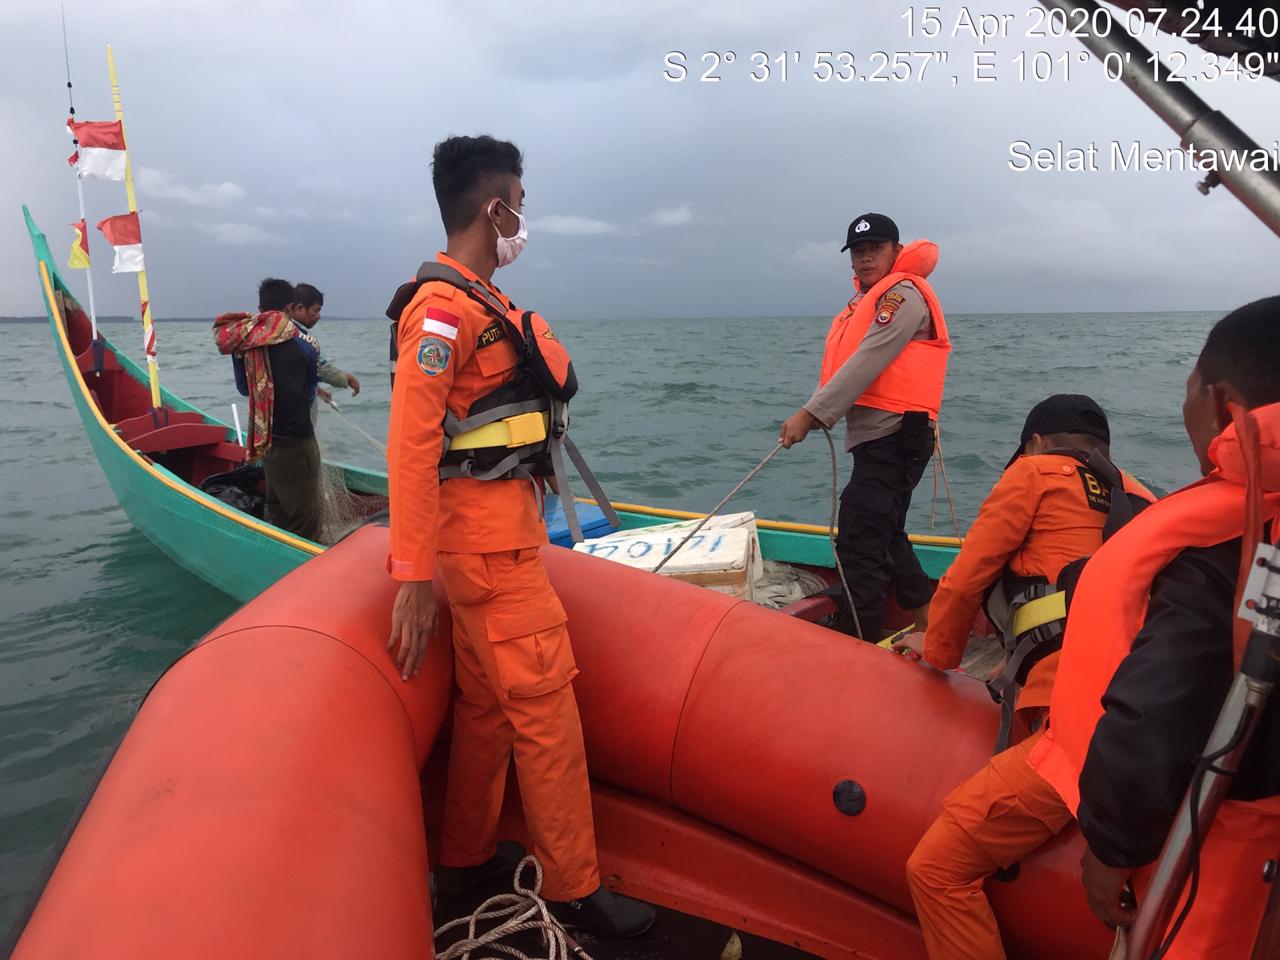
[2,0,1278,321]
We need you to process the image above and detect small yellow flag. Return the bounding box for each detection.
[68,219,91,270]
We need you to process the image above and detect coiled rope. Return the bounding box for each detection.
[434,856,591,960]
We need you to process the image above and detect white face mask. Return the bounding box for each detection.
[492,199,528,268]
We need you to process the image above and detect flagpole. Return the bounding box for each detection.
[61,4,99,341]
[105,44,161,410]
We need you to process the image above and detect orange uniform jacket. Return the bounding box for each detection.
[923,453,1153,713]
[386,253,547,581]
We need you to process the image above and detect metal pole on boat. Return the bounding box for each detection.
[1037,0,1280,238]
[1123,541,1280,959]
[105,44,163,410]
[61,5,99,343]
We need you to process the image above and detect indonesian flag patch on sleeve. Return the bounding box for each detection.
[421,306,460,341]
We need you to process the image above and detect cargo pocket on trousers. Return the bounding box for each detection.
[489,625,578,699]
[840,479,896,518]
[483,551,576,699]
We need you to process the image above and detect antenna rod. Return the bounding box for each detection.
[61,3,100,341]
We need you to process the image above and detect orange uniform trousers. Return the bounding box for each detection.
[435,547,600,902]
[1122,800,1280,960]
[906,731,1072,960]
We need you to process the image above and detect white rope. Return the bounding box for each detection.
[933,424,963,541]
[320,395,387,455]
[652,442,784,574]
[821,426,862,639]
[433,856,592,960]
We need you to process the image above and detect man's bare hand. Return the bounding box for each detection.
[347,374,361,397]
[780,409,819,449]
[892,631,926,660]
[1081,847,1135,929]
[389,580,437,680]
[317,386,334,405]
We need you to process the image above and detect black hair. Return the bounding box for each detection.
[1041,432,1111,459]
[294,283,323,309]
[258,277,295,312]
[1198,296,1280,408]
[431,135,524,234]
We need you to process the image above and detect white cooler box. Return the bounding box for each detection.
[572,512,763,601]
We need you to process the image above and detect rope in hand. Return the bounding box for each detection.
[319,395,387,455]
[433,856,591,960]
[652,442,784,574]
[649,426,863,640]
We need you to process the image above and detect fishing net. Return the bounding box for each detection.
[312,402,388,544]
[317,462,387,544]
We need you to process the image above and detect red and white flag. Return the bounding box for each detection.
[421,306,460,340]
[97,212,145,274]
[66,117,126,181]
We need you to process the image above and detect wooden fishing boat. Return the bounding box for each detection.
[13,208,1116,959]
[21,205,961,605]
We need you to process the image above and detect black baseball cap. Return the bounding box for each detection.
[841,213,899,251]
[1005,394,1111,469]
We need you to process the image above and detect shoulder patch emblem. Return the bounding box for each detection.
[875,290,906,325]
[417,335,452,377]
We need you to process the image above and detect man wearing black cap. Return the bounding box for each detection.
[780,213,952,642]
[889,395,1153,960]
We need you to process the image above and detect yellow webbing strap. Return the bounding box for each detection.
[878,624,914,649]
[1010,590,1067,638]
[449,411,548,451]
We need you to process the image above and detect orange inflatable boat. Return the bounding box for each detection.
[8,526,1110,959]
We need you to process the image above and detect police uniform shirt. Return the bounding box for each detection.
[803,280,934,450]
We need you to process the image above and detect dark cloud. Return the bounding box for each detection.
[2,1,1277,324]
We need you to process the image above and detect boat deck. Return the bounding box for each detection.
[434,876,820,959]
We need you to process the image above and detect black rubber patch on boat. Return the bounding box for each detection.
[832,779,866,816]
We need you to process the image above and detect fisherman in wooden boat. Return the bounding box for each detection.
[384,134,654,939]
[290,282,361,423]
[214,277,324,541]
[893,394,1154,959]
[1029,298,1280,959]
[778,213,951,642]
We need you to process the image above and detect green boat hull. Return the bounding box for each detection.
[27,206,960,605]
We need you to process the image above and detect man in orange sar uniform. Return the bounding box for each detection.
[1030,298,1280,958]
[385,134,654,939]
[894,394,1154,959]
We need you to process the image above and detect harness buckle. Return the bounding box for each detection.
[986,681,1005,705]
[502,412,548,448]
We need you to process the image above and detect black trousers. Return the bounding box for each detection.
[834,415,935,641]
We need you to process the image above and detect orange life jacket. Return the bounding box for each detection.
[818,239,951,419]
[1029,401,1280,813]
[1027,402,1280,958]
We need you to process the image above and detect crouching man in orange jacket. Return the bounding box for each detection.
[385,134,654,939]
[1030,298,1280,958]
[895,395,1154,959]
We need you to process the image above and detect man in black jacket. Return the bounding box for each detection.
[219,278,324,540]
[1037,298,1280,958]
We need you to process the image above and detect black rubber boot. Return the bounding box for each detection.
[435,841,527,896]
[549,885,656,939]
